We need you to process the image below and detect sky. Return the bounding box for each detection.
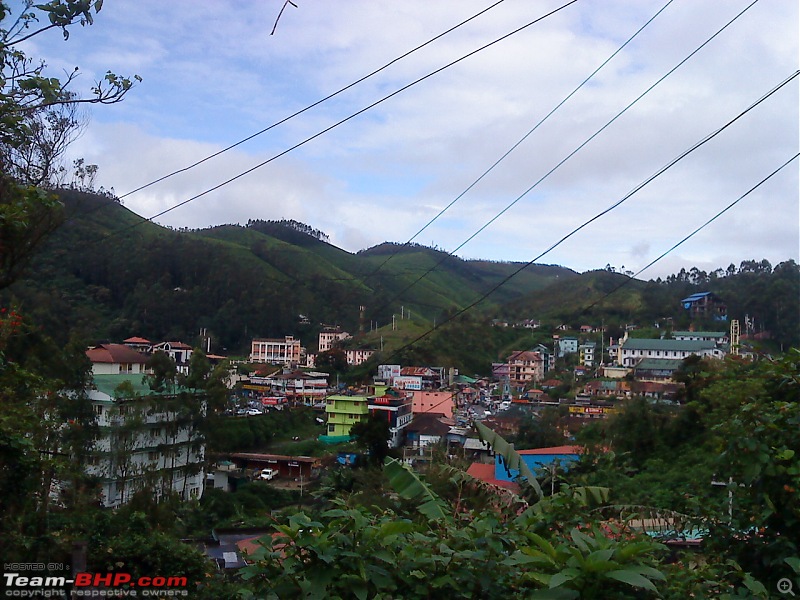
[15,0,800,279]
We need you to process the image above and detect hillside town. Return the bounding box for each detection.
[79,290,746,512]
[1,1,797,596]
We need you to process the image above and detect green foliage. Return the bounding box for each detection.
[240,494,665,599]
[514,406,569,450]
[384,458,449,522]
[349,413,391,466]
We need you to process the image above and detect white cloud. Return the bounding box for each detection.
[21,0,796,281]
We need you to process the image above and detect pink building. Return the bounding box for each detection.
[411,390,454,416]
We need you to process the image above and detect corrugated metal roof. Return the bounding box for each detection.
[92,374,196,397]
[622,338,715,351]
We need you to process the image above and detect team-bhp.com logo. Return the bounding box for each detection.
[4,572,188,597]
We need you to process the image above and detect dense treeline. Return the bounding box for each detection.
[2,189,796,358]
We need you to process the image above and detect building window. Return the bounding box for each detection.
[93,405,103,415]
[328,424,335,433]
[148,451,159,461]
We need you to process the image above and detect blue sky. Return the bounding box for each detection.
[14,0,799,278]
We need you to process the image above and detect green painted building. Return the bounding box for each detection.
[321,394,369,442]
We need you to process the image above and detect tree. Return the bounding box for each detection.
[0,0,139,289]
[350,413,391,466]
[315,347,348,375]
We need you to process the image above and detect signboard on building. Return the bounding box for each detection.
[393,375,422,390]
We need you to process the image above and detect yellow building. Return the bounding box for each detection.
[322,394,369,441]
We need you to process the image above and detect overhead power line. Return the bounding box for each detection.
[363,0,677,280]
[575,152,800,319]
[368,0,763,320]
[88,0,578,250]
[116,0,509,201]
[382,69,799,362]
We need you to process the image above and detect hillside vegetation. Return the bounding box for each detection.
[2,190,573,353]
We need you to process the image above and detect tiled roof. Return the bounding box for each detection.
[123,336,151,344]
[466,462,520,492]
[507,350,543,362]
[408,412,451,436]
[155,341,193,350]
[86,344,149,364]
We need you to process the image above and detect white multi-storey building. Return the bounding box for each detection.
[318,328,351,352]
[87,374,206,508]
[617,334,725,368]
[250,336,303,366]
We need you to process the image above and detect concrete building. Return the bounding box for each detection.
[579,342,597,368]
[86,344,151,375]
[411,390,454,416]
[368,390,413,448]
[318,328,351,352]
[250,336,302,366]
[617,335,724,368]
[322,394,369,440]
[506,350,545,386]
[555,337,578,358]
[87,374,206,508]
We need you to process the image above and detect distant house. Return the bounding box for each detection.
[86,344,151,375]
[405,413,453,449]
[151,341,193,373]
[672,331,728,345]
[556,337,578,357]
[318,328,351,353]
[632,358,684,382]
[681,292,728,321]
[250,336,302,367]
[411,390,454,416]
[257,370,329,404]
[617,334,724,368]
[506,350,544,386]
[579,342,597,367]
[400,366,443,389]
[345,348,375,366]
[583,379,630,398]
[368,390,413,448]
[123,336,152,353]
[322,394,369,441]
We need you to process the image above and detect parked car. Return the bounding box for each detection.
[246,408,263,416]
[259,468,277,481]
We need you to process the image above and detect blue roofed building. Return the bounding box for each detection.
[681,292,727,321]
[494,445,582,483]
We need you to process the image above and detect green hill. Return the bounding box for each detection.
[2,189,574,353]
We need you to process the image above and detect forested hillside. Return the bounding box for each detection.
[1,190,573,352]
[501,263,799,350]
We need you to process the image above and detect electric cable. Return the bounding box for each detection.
[575,152,800,319]
[379,69,798,363]
[86,0,578,246]
[362,0,677,281]
[115,0,510,201]
[368,0,763,321]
